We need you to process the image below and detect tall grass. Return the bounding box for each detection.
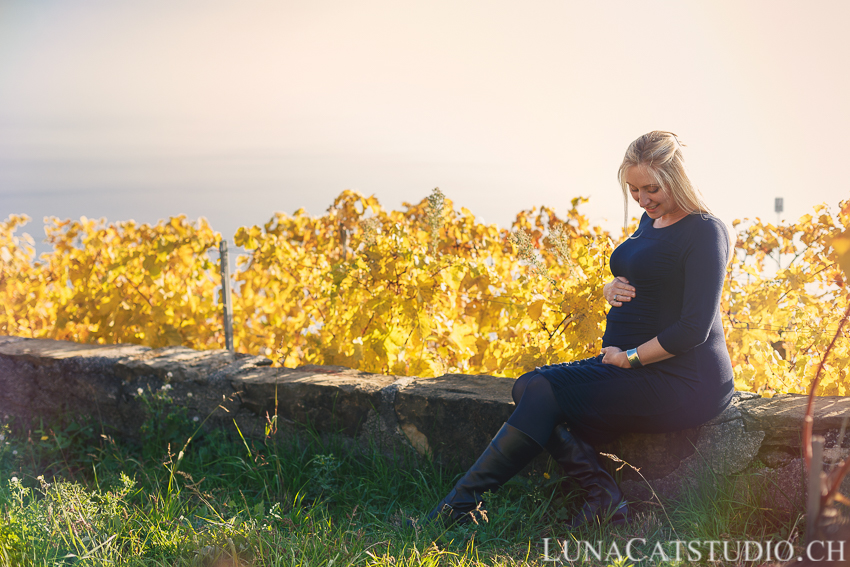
[0,393,803,566]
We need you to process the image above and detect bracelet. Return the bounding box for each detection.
[626,348,643,368]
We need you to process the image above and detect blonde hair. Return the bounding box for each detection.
[617,131,712,228]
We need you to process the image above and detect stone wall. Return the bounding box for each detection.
[3,335,849,513]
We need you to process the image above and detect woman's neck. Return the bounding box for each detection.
[652,208,689,228]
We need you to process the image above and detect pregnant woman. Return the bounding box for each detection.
[424,131,735,527]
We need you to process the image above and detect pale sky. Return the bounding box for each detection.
[1,0,848,253]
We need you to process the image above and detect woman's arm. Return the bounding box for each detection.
[601,338,674,368]
[655,217,730,355]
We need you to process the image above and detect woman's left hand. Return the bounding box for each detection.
[601,346,631,368]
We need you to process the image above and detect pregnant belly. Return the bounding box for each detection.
[601,308,662,350]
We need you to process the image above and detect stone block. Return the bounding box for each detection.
[114,346,245,383]
[0,337,149,432]
[233,365,397,438]
[394,373,515,467]
[738,393,850,447]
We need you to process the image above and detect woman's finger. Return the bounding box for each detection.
[616,286,635,297]
[607,277,635,305]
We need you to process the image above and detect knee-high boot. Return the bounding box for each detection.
[545,423,628,527]
[426,423,543,525]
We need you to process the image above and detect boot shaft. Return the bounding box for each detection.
[427,422,543,524]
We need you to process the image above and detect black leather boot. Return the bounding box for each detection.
[425,423,543,525]
[545,423,628,527]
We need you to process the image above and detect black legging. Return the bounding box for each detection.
[507,370,567,447]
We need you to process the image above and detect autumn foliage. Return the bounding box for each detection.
[2,191,849,395]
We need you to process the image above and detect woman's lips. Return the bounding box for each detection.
[645,204,658,212]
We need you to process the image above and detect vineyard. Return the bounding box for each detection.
[2,190,849,395]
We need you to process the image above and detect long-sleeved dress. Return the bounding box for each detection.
[536,211,735,444]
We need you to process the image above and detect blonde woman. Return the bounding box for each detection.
[424,131,734,527]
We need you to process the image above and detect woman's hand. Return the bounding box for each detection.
[603,276,635,307]
[601,346,631,368]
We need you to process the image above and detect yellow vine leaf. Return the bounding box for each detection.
[832,229,850,279]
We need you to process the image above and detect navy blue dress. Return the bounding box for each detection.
[536,212,735,444]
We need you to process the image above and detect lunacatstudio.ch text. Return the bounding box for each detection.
[542,538,846,563]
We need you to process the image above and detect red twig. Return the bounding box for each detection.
[803,298,850,474]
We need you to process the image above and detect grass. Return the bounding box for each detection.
[0,389,805,566]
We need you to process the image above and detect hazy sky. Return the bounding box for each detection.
[1,0,848,251]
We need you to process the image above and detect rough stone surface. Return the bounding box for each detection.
[0,338,151,436]
[114,346,237,383]
[738,393,850,447]
[234,365,397,438]
[598,396,752,482]
[359,376,417,454]
[619,413,766,502]
[764,458,806,513]
[4,335,850,516]
[394,373,516,468]
[0,336,269,438]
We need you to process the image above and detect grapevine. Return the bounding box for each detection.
[2,194,848,394]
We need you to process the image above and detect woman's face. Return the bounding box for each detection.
[625,165,683,221]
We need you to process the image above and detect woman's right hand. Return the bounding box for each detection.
[603,276,635,307]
